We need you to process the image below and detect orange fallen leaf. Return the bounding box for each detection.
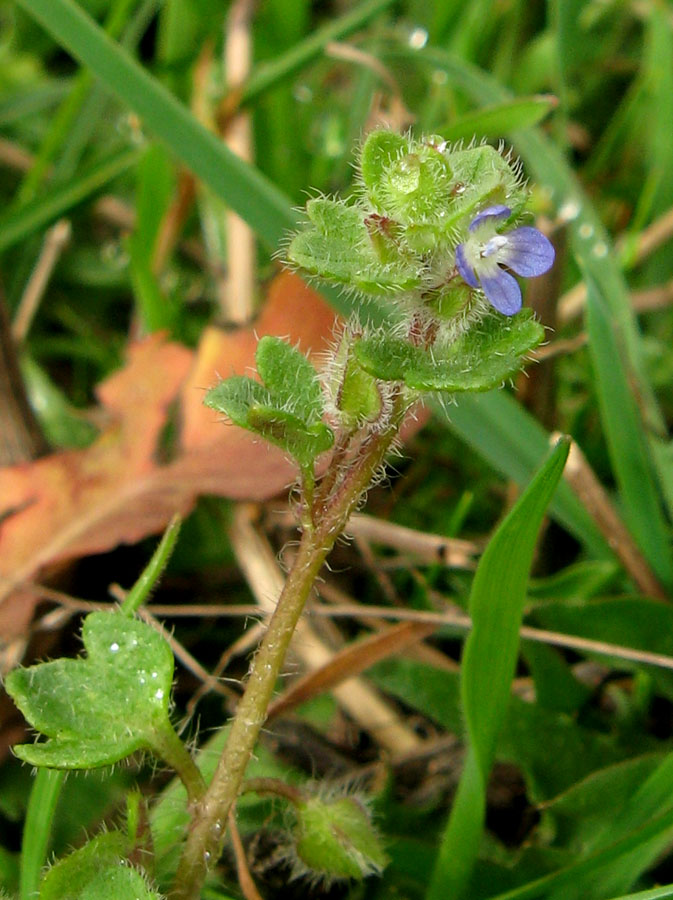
[0,273,337,625]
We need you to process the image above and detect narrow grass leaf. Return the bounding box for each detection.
[442,392,608,558]
[121,514,181,616]
[15,0,138,205]
[14,0,298,250]
[606,886,673,900]
[486,806,673,900]
[439,95,557,142]
[240,0,395,106]
[582,266,672,587]
[427,437,570,900]
[19,769,64,900]
[0,146,138,253]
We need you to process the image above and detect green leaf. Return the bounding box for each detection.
[360,129,456,223]
[288,198,420,295]
[204,376,272,428]
[255,336,325,424]
[7,611,175,768]
[0,147,138,254]
[355,311,544,392]
[583,267,673,588]
[605,886,673,900]
[128,143,176,333]
[204,353,334,468]
[427,437,570,900]
[530,597,673,700]
[439,95,558,142]
[14,0,294,251]
[39,831,161,900]
[247,406,334,467]
[239,0,396,106]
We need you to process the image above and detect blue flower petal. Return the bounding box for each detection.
[480,268,522,316]
[468,205,511,232]
[500,227,555,277]
[455,243,479,287]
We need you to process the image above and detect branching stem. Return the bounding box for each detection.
[172,394,406,900]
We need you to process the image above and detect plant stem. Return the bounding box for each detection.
[153,724,207,807]
[172,403,405,900]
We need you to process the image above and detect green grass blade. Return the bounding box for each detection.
[239,0,394,106]
[19,768,65,900]
[438,95,557,142]
[15,0,296,251]
[427,437,570,900]
[0,146,139,253]
[442,392,609,558]
[583,266,673,586]
[606,886,673,900]
[486,806,673,900]
[547,750,673,899]
[15,0,138,205]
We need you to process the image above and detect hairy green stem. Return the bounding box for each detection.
[172,405,405,900]
[152,725,207,807]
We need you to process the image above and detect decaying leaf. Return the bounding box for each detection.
[0,273,337,627]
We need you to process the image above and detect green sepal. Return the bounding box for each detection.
[294,795,388,882]
[338,358,382,428]
[444,144,527,228]
[7,611,175,769]
[355,310,544,393]
[359,130,454,223]
[39,831,161,900]
[287,197,420,296]
[359,130,408,210]
[204,339,335,467]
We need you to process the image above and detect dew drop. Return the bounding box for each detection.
[210,820,223,838]
[203,850,212,864]
[558,199,581,222]
[592,241,608,258]
[389,155,421,194]
[293,84,312,103]
[151,671,158,679]
[154,689,164,700]
[408,27,428,49]
[432,69,448,86]
[109,642,120,653]
[578,223,594,239]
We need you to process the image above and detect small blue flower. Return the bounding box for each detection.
[455,205,555,316]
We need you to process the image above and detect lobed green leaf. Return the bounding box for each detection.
[39,831,161,900]
[7,612,175,769]
[355,310,544,393]
[288,198,420,296]
[255,336,325,424]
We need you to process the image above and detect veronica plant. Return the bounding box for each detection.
[7,131,553,900]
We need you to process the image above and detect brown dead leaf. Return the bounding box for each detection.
[0,273,337,625]
[267,620,438,721]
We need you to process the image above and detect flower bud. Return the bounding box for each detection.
[291,793,388,883]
